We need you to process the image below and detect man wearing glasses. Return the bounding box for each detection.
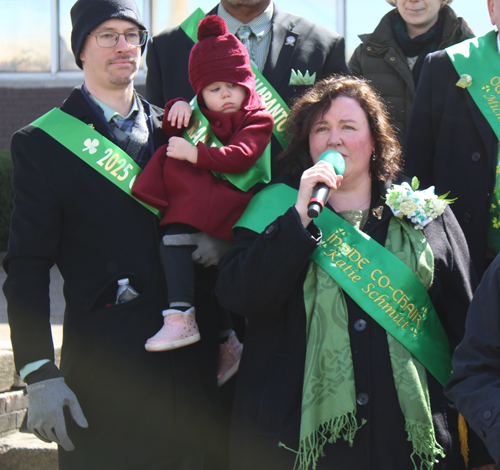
[2,0,219,469]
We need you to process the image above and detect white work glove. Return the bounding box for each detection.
[162,232,233,267]
[27,377,88,451]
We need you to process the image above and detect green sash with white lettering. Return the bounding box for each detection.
[235,183,452,386]
[183,97,271,191]
[30,108,161,218]
[447,31,500,254]
[180,8,290,149]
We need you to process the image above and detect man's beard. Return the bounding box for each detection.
[106,57,139,86]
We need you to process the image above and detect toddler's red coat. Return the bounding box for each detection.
[132,98,274,241]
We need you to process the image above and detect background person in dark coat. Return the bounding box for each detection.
[349,0,474,143]
[445,252,500,467]
[216,76,493,470]
[403,0,500,277]
[144,0,348,172]
[2,0,220,468]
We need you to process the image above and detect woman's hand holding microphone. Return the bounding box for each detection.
[295,151,345,227]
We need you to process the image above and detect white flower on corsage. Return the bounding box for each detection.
[385,177,455,229]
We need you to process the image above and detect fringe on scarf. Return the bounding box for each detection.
[279,412,364,470]
[406,420,445,470]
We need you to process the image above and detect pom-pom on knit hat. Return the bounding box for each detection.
[71,0,147,69]
[188,15,262,111]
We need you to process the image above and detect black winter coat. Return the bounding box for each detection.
[216,179,490,470]
[3,87,220,470]
[445,253,500,466]
[403,48,498,277]
[349,6,474,143]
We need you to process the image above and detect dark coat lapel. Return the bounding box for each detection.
[464,87,498,167]
[263,8,299,91]
[61,86,166,158]
[61,87,118,145]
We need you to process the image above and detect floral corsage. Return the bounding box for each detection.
[385,177,455,230]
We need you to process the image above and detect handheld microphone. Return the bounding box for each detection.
[307,150,345,218]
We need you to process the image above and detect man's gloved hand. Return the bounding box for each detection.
[27,377,88,451]
[162,232,233,267]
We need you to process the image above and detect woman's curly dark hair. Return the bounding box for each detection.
[276,75,401,181]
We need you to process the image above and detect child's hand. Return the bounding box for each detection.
[167,101,192,129]
[166,137,198,164]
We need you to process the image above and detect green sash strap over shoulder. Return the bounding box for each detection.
[179,7,206,41]
[30,108,161,218]
[183,97,271,191]
[180,8,291,150]
[446,31,500,254]
[235,184,452,386]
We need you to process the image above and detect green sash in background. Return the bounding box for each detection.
[183,97,271,192]
[180,8,290,150]
[447,31,500,254]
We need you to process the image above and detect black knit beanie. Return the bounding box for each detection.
[71,0,147,69]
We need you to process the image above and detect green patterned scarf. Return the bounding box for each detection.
[290,212,444,470]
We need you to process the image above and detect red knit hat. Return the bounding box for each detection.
[188,16,262,110]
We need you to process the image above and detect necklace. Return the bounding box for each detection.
[330,194,371,213]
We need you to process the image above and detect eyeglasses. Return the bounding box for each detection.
[89,30,148,48]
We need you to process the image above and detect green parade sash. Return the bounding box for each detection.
[30,108,161,218]
[446,31,500,254]
[235,184,452,386]
[180,8,290,150]
[183,97,271,191]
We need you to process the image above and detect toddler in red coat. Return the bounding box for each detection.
[132,15,273,385]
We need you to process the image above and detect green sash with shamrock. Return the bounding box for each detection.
[234,183,452,386]
[447,30,500,254]
[180,8,290,150]
[29,107,161,218]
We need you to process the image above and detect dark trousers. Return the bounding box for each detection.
[161,223,232,333]
[161,223,198,306]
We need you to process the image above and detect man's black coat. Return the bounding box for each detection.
[403,49,498,277]
[3,87,220,469]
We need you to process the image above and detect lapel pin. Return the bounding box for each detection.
[456,74,472,88]
[285,36,296,46]
[372,206,384,220]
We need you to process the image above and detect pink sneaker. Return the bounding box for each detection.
[217,331,243,386]
[145,307,200,352]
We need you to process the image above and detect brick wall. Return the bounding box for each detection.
[0,391,28,437]
[0,85,147,150]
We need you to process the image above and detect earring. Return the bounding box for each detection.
[371,151,377,161]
